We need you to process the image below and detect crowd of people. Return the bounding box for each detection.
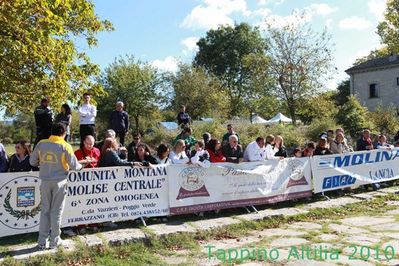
[0,94,399,249]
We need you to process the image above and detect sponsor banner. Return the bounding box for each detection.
[168,158,312,215]
[311,148,399,193]
[0,166,169,237]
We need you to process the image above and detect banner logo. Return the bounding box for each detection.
[176,167,210,199]
[0,176,41,230]
[287,159,308,187]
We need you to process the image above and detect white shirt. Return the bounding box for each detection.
[190,149,211,168]
[78,103,97,125]
[243,141,266,162]
[265,144,279,160]
[169,151,189,164]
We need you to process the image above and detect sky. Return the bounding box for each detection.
[81,0,387,89]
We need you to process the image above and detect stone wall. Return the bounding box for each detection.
[350,66,399,111]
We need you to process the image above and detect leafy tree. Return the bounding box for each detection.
[194,23,268,116]
[98,56,161,132]
[298,91,338,124]
[333,79,350,106]
[336,96,374,137]
[169,64,229,120]
[370,105,399,135]
[264,18,335,125]
[377,0,399,54]
[0,0,113,114]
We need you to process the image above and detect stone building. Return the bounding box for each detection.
[345,55,399,111]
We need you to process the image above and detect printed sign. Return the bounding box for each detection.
[0,166,169,237]
[168,158,312,214]
[312,148,399,193]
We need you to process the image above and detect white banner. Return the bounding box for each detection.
[0,166,169,237]
[168,158,312,214]
[312,148,399,193]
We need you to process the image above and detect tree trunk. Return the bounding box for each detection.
[287,99,297,126]
[134,115,140,132]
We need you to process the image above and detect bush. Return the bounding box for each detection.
[306,118,339,141]
[267,124,307,148]
[2,137,13,145]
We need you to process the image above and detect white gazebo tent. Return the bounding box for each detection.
[251,114,269,124]
[266,113,292,124]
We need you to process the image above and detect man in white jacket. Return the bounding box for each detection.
[78,92,97,142]
[243,137,266,162]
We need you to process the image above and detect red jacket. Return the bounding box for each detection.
[74,147,101,168]
[207,149,226,163]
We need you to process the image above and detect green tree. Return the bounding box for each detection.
[333,79,350,106]
[264,18,335,125]
[370,106,399,135]
[298,91,338,124]
[377,0,399,54]
[336,96,374,137]
[169,64,229,120]
[98,56,161,132]
[194,23,268,116]
[0,0,113,114]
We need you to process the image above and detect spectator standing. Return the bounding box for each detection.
[314,137,332,156]
[34,98,53,146]
[74,135,100,168]
[127,132,142,162]
[265,135,279,160]
[222,135,243,163]
[222,124,240,145]
[0,143,8,172]
[190,140,211,168]
[176,105,191,128]
[30,123,83,249]
[203,132,211,149]
[302,142,315,157]
[8,140,37,172]
[169,140,189,164]
[109,101,129,146]
[134,143,158,165]
[330,132,350,154]
[274,135,287,158]
[155,144,170,164]
[100,138,136,167]
[55,104,72,142]
[376,134,394,149]
[356,129,373,151]
[293,148,302,158]
[96,129,127,160]
[172,127,196,153]
[207,139,226,163]
[243,137,266,162]
[78,92,97,142]
[395,131,399,142]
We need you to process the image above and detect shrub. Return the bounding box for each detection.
[306,118,339,141]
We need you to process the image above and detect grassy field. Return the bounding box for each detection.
[1,189,399,265]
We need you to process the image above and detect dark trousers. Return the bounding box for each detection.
[80,124,96,143]
[34,130,51,147]
[115,131,126,146]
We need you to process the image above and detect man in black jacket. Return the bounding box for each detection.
[34,98,53,146]
[222,135,243,163]
[109,101,129,146]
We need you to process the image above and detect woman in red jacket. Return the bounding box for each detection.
[206,139,226,163]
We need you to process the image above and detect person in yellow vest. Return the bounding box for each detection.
[30,123,83,250]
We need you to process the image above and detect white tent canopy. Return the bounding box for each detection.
[266,113,292,124]
[251,114,269,124]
